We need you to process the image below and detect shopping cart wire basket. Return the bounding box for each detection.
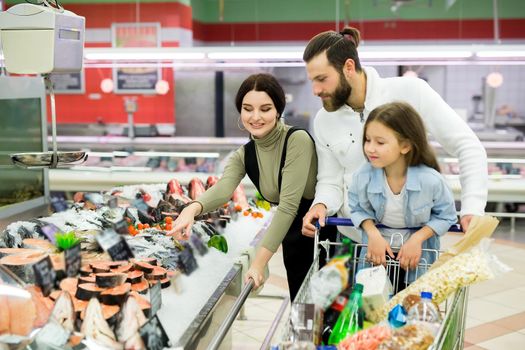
[286,217,468,350]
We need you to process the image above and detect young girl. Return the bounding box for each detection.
[348,101,458,285]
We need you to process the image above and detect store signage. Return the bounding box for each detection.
[112,23,161,94]
[176,245,198,275]
[65,243,81,278]
[149,281,162,317]
[33,255,57,297]
[49,71,85,94]
[96,229,134,261]
[107,196,118,209]
[40,223,60,245]
[113,218,129,235]
[139,315,170,350]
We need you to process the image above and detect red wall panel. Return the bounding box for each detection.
[192,18,525,42]
[47,68,175,125]
[39,2,192,125]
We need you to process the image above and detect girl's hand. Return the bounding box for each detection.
[367,231,395,266]
[397,236,423,270]
[245,266,265,288]
[166,202,201,239]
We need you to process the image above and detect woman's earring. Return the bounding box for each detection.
[237,117,246,131]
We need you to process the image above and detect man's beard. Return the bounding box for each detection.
[322,73,352,112]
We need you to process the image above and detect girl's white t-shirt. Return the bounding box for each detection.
[381,172,410,250]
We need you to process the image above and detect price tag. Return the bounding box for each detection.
[177,248,198,275]
[132,198,149,213]
[65,244,81,277]
[107,239,134,261]
[149,281,162,317]
[50,196,68,213]
[113,218,129,235]
[33,256,57,296]
[124,207,139,225]
[107,196,118,209]
[40,223,61,245]
[189,234,208,256]
[96,230,134,261]
[139,315,170,350]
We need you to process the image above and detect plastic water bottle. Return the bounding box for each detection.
[327,283,364,345]
[406,291,442,335]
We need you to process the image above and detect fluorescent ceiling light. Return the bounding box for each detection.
[208,51,303,60]
[173,62,305,68]
[84,47,206,61]
[442,157,525,164]
[88,151,131,158]
[82,44,525,64]
[133,151,220,158]
[85,51,205,60]
[476,50,525,58]
[359,50,472,59]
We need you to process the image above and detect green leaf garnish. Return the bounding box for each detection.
[55,231,81,251]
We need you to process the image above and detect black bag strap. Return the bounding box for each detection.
[244,126,314,204]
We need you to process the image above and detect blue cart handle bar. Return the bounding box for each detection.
[317,217,462,232]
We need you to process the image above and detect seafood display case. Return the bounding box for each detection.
[0,174,270,349]
[0,76,50,230]
[46,137,525,204]
[46,136,253,192]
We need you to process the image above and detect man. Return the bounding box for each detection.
[301,27,488,241]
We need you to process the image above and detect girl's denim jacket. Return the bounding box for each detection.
[348,163,458,282]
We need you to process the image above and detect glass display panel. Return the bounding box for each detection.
[0,98,45,207]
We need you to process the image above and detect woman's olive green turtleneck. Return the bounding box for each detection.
[196,122,317,252]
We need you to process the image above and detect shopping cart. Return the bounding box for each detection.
[284,217,469,350]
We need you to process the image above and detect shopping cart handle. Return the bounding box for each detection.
[325,217,355,226]
[324,217,462,232]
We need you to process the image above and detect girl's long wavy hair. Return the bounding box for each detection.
[364,102,440,172]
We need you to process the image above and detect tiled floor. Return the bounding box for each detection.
[230,218,525,349]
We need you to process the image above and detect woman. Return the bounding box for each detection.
[168,73,333,300]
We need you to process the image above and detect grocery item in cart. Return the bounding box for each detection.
[373,239,511,323]
[388,304,407,328]
[309,253,352,309]
[328,283,364,345]
[406,292,441,335]
[289,303,324,344]
[401,294,421,313]
[430,215,499,271]
[337,324,392,350]
[321,286,352,345]
[377,324,434,350]
[355,265,393,321]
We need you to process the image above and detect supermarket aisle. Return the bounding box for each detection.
[459,220,525,350]
[230,246,290,349]
[230,218,525,350]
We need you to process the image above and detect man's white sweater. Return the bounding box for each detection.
[312,66,488,241]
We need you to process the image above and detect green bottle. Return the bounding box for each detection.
[327,283,364,345]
